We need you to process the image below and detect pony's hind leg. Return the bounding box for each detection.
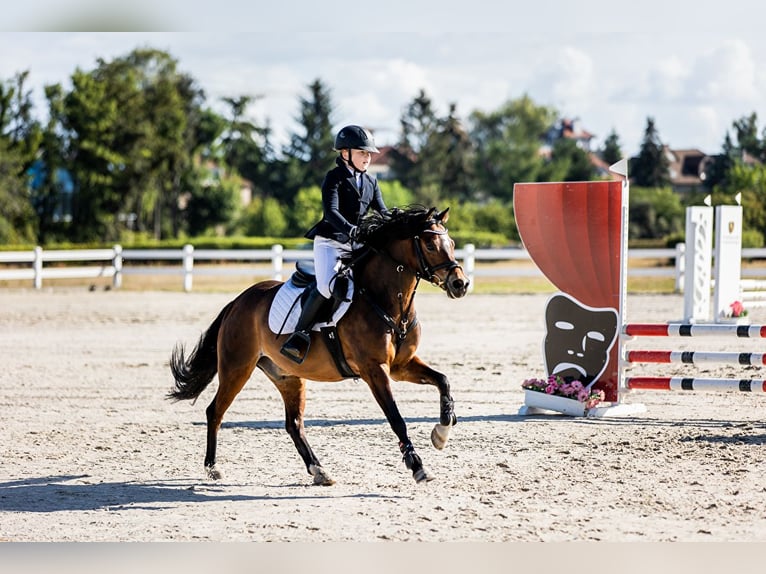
[257,357,335,486]
[204,362,256,480]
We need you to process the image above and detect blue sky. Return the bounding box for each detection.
[2,1,765,156]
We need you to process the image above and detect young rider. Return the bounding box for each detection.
[281,124,390,363]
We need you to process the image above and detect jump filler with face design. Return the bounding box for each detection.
[544,293,618,388]
[513,171,632,407]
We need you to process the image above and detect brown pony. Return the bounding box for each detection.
[168,206,469,485]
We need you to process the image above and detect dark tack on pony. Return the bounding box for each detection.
[168,206,469,485]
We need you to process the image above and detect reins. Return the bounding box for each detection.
[354,221,462,344]
[356,247,420,344]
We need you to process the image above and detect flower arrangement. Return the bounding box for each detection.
[522,375,605,410]
[727,300,748,318]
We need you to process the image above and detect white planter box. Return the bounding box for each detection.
[523,389,586,417]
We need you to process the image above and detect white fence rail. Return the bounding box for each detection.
[2,242,765,292]
[0,246,121,289]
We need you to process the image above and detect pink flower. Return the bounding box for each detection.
[522,375,605,410]
[730,301,746,317]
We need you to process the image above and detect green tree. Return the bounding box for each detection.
[631,117,670,188]
[290,185,323,236]
[422,103,474,202]
[30,83,76,244]
[185,169,240,237]
[238,196,289,237]
[732,112,763,160]
[628,186,684,239]
[0,71,42,243]
[218,94,270,197]
[543,136,595,182]
[704,132,738,191]
[378,180,415,209]
[0,71,42,165]
[447,200,516,244]
[600,129,623,166]
[387,91,474,205]
[61,67,125,241]
[469,94,558,201]
[390,89,438,196]
[61,48,206,241]
[0,139,36,243]
[280,79,335,205]
[726,162,766,243]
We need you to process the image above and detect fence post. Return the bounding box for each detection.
[675,242,685,293]
[33,246,43,289]
[272,244,284,281]
[112,244,123,289]
[183,244,194,292]
[463,243,475,292]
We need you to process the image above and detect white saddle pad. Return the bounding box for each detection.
[268,277,354,335]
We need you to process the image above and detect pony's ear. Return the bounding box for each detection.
[436,207,450,224]
[425,207,437,220]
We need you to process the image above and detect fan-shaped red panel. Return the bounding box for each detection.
[513,181,623,310]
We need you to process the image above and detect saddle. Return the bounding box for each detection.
[271,261,358,378]
[290,260,350,322]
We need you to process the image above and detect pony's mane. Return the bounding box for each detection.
[357,205,437,249]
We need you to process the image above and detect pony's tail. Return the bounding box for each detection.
[167,301,234,402]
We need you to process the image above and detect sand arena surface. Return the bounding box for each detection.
[1,288,765,542]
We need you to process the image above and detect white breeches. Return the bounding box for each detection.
[313,236,354,298]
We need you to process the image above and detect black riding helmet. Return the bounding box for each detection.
[334,125,379,153]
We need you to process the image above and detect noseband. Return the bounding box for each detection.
[412,228,462,288]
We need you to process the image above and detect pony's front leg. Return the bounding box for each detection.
[362,365,434,483]
[399,440,432,483]
[430,393,456,450]
[392,356,456,450]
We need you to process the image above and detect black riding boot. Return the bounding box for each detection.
[280,288,329,363]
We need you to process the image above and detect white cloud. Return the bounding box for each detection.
[331,58,433,142]
[686,39,760,104]
[551,47,596,105]
[3,25,766,158]
[646,56,688,102]
[524,46,595,112]
[688,106,726,148]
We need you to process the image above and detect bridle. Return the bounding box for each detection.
[355,222,462,344]
[412,227,462,288]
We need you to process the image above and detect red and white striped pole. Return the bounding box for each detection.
[627,350,766,366]
[627,377,766,392]
[624,323,766,338]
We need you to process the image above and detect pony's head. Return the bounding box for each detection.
[356,205,469,298]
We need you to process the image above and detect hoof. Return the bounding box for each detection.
[309,464,336,486]
[431,423,452,450]
[206,465,222,480]
[413,468,435,483]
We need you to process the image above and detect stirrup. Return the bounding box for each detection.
[280,330,312,364]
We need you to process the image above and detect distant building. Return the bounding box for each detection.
[541,117,596,157]
[589,153,613,178]
[662,146,713,195]
[367,145,396,181]
[27,160,74,223]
